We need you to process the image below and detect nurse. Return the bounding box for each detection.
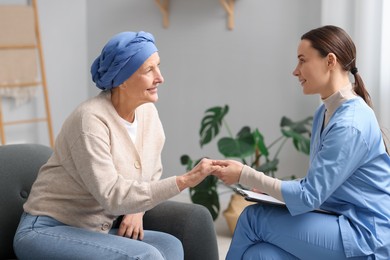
[212,25,390,260]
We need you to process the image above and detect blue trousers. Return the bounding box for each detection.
[13,212,183,260]
[226,204,371,260]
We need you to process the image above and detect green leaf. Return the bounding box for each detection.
[280,116,293,126]
[236,126,251,137]
[253,129,269,157]
[199,105,229,147]
[189,175,220,220]
[281,116,313,134]
[180,155,193,171]
[256,158,279,174]
[281,129,311,155]
[293,135,311,155]
[217,130,255,159]
[280,116,312,155]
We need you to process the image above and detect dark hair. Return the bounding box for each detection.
[302,25,388,154]
[301,25,372,108]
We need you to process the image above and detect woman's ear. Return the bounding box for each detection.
[327,53,337,69]
[118,81,128,89]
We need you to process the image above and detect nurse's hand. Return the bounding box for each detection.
[211,159,244,185]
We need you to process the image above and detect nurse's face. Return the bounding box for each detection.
[292,40,330,98]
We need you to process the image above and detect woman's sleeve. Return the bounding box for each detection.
[282,125,369,215]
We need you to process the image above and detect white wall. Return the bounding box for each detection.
[37,0,88,136]
[2,0,323,179]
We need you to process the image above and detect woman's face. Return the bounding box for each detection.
[293,39,330,97]
[121,52,164,105]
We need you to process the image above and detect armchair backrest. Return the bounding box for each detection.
[0,143,52,259]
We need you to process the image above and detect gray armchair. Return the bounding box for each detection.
[0,144,52,259]
[0,144,219,260]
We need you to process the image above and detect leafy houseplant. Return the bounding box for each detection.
[180,105,313,220]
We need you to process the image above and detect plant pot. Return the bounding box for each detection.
[223,193,256,235]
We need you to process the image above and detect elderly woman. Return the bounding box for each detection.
[13,31,219,260]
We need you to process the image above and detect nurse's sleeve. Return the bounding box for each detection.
[282,125,369,215]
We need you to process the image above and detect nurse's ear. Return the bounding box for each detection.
[326,53,337,69]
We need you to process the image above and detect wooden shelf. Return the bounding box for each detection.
[155,0,169,29]
[220,0,235,30]
[154,0,237,30]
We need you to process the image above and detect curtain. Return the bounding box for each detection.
[321,0,390,131]
[379,0,390,132]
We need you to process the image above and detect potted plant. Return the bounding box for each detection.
[180,105,312,224]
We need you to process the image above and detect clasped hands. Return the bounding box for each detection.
[176,158,244,191]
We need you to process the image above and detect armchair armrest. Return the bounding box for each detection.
[143,200,219,260]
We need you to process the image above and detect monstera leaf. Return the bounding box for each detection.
[199,105,229,147]
[280,116,312,155]
[280,116,312,133]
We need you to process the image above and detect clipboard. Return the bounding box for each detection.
[234,188,336,215]
[235,188,285,206]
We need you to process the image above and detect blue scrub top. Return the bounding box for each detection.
[282,97,390,258]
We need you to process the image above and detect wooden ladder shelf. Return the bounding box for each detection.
[0,0,54,147]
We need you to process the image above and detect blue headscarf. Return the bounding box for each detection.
[91,31,158,91]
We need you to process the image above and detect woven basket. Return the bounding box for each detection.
[223,193,256,235]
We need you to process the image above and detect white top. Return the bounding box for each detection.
[120,115,138,143]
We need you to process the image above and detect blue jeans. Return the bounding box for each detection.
[14,212,183,260]
[226,204,371,260]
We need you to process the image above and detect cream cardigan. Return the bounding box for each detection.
[24,91,180,233]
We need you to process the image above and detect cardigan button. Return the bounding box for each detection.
[20,190,29,199]
[134,161,141,169]
[101,223,110,231]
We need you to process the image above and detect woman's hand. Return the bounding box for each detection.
[176,158,221,191]
[117,213,144,240]
[211,159,244,185]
